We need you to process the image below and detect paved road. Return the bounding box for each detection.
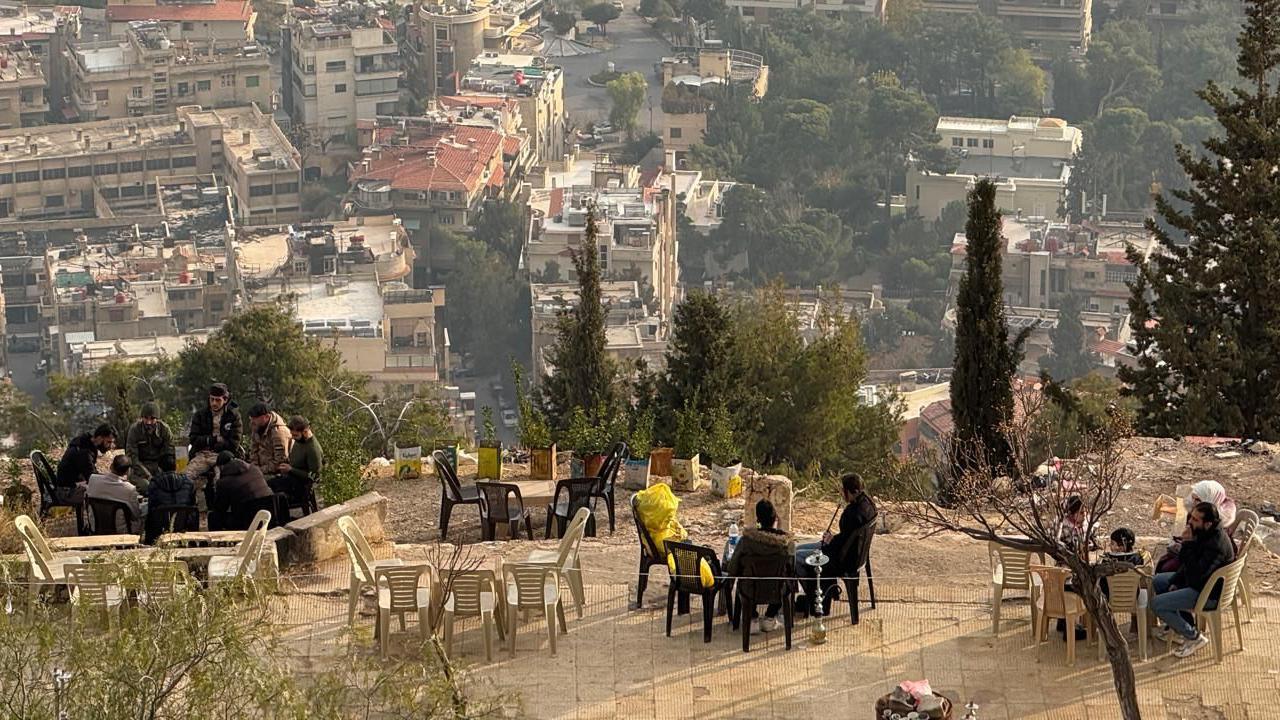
[556,5,668,136]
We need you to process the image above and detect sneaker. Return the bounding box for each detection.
[759,617,779,633]
[1151,626,1181,644]
[1173,633,1210,658]
[750,619,764,635]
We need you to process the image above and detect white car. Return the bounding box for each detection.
[501,409,518,428]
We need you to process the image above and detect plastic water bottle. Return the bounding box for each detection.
[728,522,740,548]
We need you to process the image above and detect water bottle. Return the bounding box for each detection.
[728,522,740,549]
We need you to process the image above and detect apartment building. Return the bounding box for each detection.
[0,253,41,334]
[659,47,767,163]
[919,0,1092,59]
[66,21,271,122]
[725,0,812,23]
[0,45,47,129]
[104,0,255,46]
[530,279,666,379]
[906,115,1081,220]
[402,0,542,98]
[450,51,565,163]
[0,104,300,224]
[0,3,80,119]
[281,8,401,140]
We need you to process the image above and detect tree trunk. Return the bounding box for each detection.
[1073,564,1143,720]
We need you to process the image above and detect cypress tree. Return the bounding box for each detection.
[538,206,618,429]
[950,179,1026,476]
[1121,0,1280,440]
[658,291,735,435]
[1040,292,1094,382]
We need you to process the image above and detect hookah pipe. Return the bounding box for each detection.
[808,496,845,644]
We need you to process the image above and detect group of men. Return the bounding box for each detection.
[52,382,324,536]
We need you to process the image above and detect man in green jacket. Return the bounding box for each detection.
[269,415,323,501]
[125,402,175,492]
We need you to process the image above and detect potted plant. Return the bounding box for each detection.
[704,404,742,498]
[621,407,654,490]
[561,406,594,478]
[513,362,556,481]
[476,406,502,479]
[670,402,703,491]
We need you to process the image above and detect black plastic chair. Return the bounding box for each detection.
[475,482,533,541]
[31,449,87,535]
[145,504,199,544]
[832,523,876,625]
[732,551,796,652]
[591,442,626,533]
[546,477,600,539]
[665,540,726,643]
[631,493,667,608]
[433,450,482,540]
[284,478,320,520]
[87,497,138,536]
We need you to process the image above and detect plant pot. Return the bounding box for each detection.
[395,445,423,479]
[477,446,503,480]
[649,447,673,476]
[582,453,607,479]
[621,456,652,490]
[529,444,558,482]
[434,445,459,474]
[710,462,743,498]
[569,457,584,479]
[670,454,701,491]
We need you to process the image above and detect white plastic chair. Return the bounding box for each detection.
[67,563,125,628]
[375,565,435,658]
[989,542,1039,636]
[208,510,270,588]
[522,507,590,619]
[440,568,504,661]
[339,515,403,625]
[1231,509,1260,621]
[1097,569,1149,662]
[503,564,567,657]
[1164,556,1248,663]
[14,514,84,613]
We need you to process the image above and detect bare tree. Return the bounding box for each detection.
[892,386,1145,720]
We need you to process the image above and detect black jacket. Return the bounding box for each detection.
[147,471,196,509]
[727,527,795,578]
[55,433,100,488]
[188,401,243,455]
[209,458,272,516]
[1172,526,1235,595]
[822,492,877,566]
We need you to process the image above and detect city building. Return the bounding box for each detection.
[104,0,256,47]
[281,7,401,140]
[918,0,1092,59]
[65,21,271,122]
[348,114,531,278]
[69,332,207,374]
[906,115,1082,220]
[0,3,81,119]
[0,104,301,224]
[402,0,542,99]
[811,0,886,17]
[530,280,666,379]
[0,44,47,129]
[659,47,767,164]
[449,51,565,163]
[725,0,820,24]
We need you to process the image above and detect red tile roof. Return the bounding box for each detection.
[502,134,524,157]
[1091,339,1127,356]
[352,128,505,194]
[107,0,253,23]
[439,95,513,110]
[487,163,506,189]
[920,399,953,437]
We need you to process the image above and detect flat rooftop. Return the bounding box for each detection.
[280,276,385,326]
[954,155,1069,181]
[0,115,187,163]
[188,107,299,171]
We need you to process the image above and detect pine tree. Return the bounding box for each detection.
[1040,292,1094,382]
[1121,0,1280,440]
[537,206,619,430]
[950,179,1026,477]
[658,290,736,439]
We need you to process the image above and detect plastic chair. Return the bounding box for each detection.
[375,565,435,658]
[31,449,87,535]
[524,506,590,619]
[440,568,504,661]
[67,563,124,628]
[339,515,404,625]
[631,493,668,608]
[1231,508,1260,621]
[591,441,626,533]
[503,564,567,657]
[14,514,84,613]
[1097,569,1149,662]
[134,560,193,608]
[88,497,139,536]
[1030,564,1094,666]
[665,540,726,644]
[1165,556,1248,663]
[733,554,796,652]
[434,450,482,540]
[476,482,533,541]
[208,510,270,587]
[990,542,1040,636]
[144,504,199,545]
[830,523,875,625]
[545,477,600,539]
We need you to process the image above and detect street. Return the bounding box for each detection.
[555,4,669,136]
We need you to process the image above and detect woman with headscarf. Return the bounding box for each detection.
[1157,480,1238,573]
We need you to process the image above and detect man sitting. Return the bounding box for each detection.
[86,455,144,533]
[796,472,877,614]
[1151,501,1235,658]
[269,415,323,500]
[185,383,242,482]
[124,401,174,493]
[55,423,117,506]
[144,455,197,543]
[248,402,293,480]
[727,499,795,634]
[208,451,274,531]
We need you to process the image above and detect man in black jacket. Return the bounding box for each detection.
[185,383,243,482]
[207,451,274,531]
[144,455,197,543]
[1152,501,1236,658]
[795,473,878,614]
[54,424,117,504]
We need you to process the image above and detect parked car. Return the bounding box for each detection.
[578,134,604,148]
[501,409,518,428]
[590,122,615,135]
[611,0,624,9]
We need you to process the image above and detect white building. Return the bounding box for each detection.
[283,12,401,139]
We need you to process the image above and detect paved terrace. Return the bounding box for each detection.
[273,539,1279,720]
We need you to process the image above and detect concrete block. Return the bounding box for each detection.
[281,491,388,565]
[741,474,793,532]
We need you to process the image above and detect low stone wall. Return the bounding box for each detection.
[276,491,388,566]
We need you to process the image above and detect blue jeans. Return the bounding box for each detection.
[1151,571,1200,640]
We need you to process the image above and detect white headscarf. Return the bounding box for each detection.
[1185,480,1237,527]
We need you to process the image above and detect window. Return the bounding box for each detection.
[1089,303,1100,312]
[669,127,682,139]
[1105,266,1137,284]
[120,185,144,198]
[951,137,963,147]
[209,299,224,312]
[94,162,119,175]
[42,168,66,180]
[325,60,346,73]
[145,158,171,170]
[982,138,994,149]
[1113,304,1125,314]
[95,89,109,101]
[15,170,38,183]
[177,82,189,96]
[334,83,347,93]
[69,165,92,178]
[435,26,448,40]
[355,77,397,95]
[120,160,143,173]
[1050,268,1067,293]
[99,187,119,199]
[131,86,144,98]
[440,215,455,225]
[45,195,64,207]
[108,309,125,323]
[1084,271,1096,280]
[966,138,979,147]
[221,73,235,87]
[249,184,273,197]
[0,173,12,185]
[197,80,211,91]
[171,155,196,168]
[182,21,194,31]
[246,75,260,88]
[742,5,755,15]
[275,182,299,194]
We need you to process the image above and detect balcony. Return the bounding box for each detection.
[126,95,150,109]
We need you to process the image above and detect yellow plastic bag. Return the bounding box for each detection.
[635,483,686,553]
[667,554,715,588]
